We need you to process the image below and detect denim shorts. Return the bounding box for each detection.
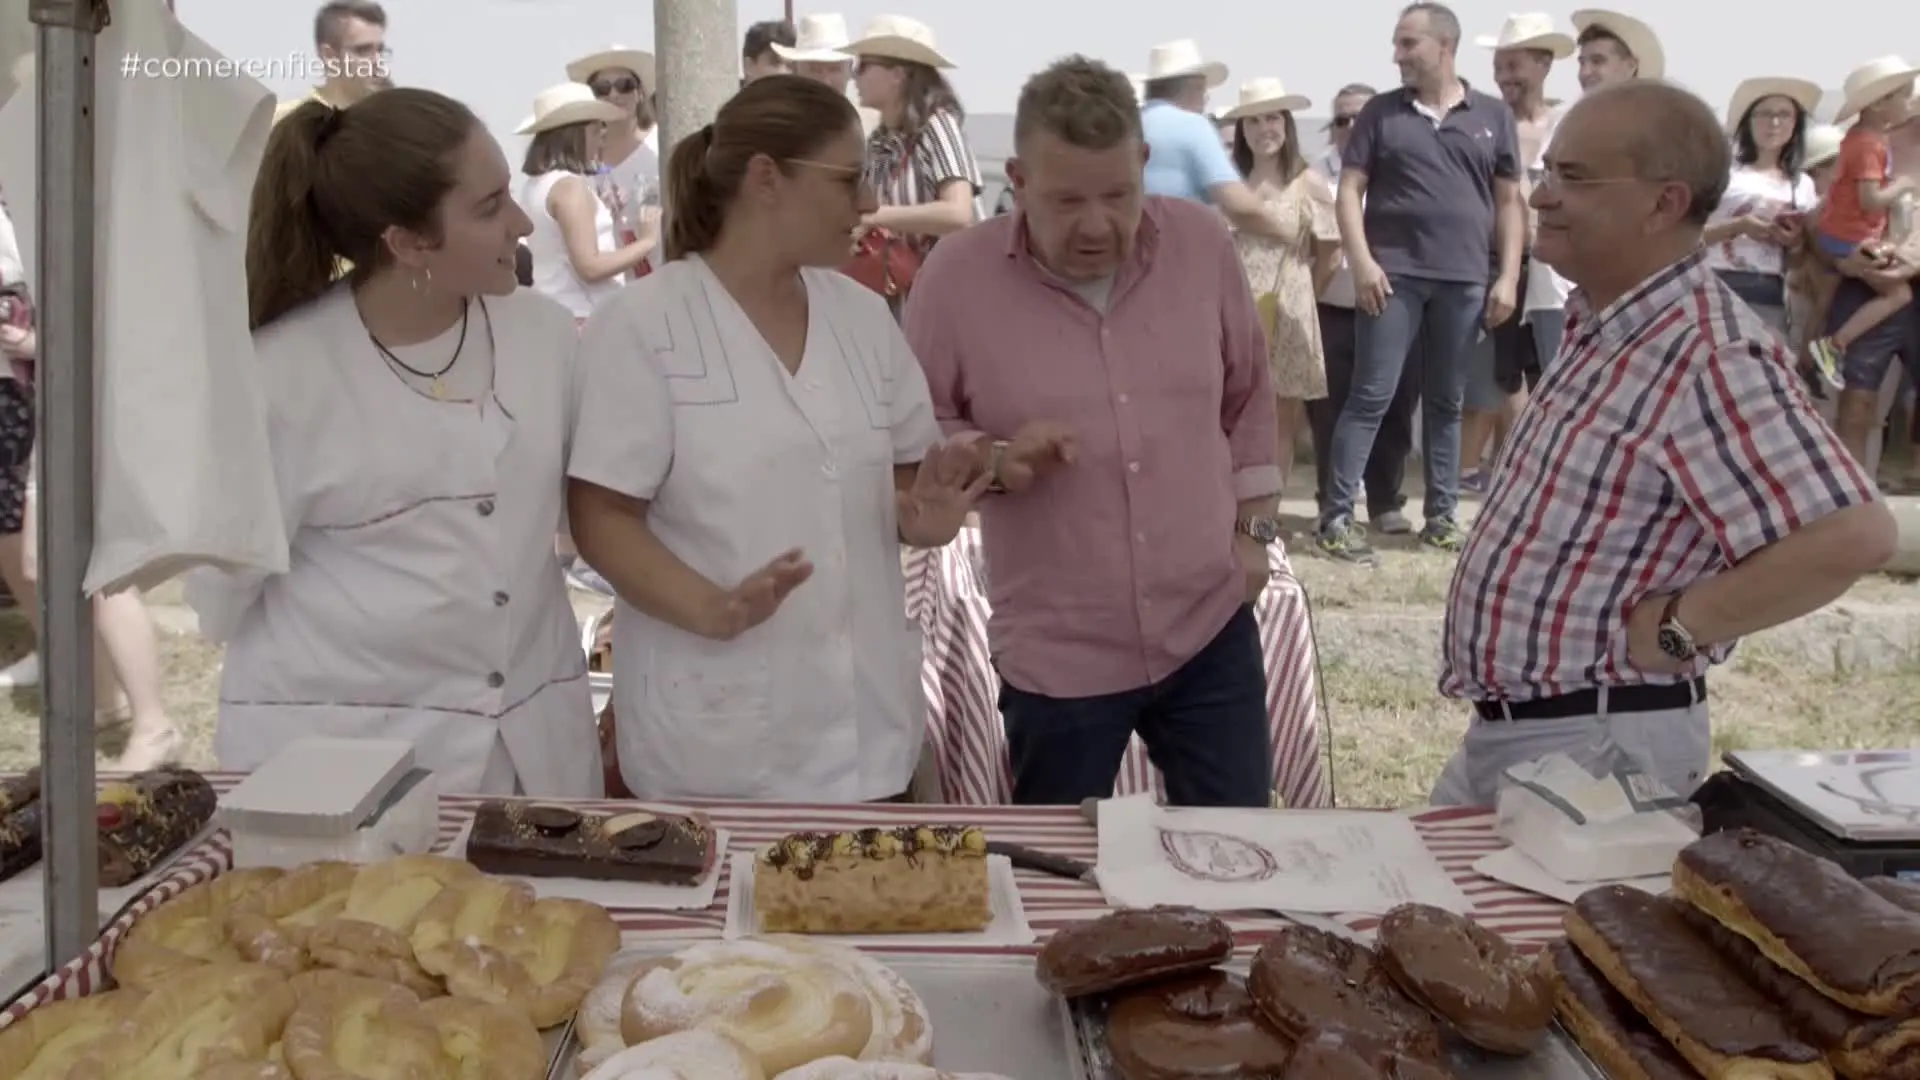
[1816,231,1861,261]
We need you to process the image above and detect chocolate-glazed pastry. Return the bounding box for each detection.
[1541,940,1695,1080]
[1565,884,1830,1079]
[1245,924,1441,1060]
[96,768,216,887]
[1279,1029,1455,1080]
[1105,970,1293,1080]
[465,800,715,885]
[0,768,43,882]
[1673,828,1920,1016]
[1679,902,1920,1080]
[1034,906,1232,998]
[1376,903,1553,1055]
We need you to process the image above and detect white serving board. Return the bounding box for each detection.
[723,852,1034,948]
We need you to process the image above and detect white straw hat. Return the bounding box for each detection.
[1569,10,1664,81]
[516,83,628,135]
[1475,13,1575,59]
[565,46,656,90]
[1834,56,1920,124]
[774,14,854,64]
[1220,78,1312,121]
[1143,39,1227,89]
[1723,77,1822,133]
[840,15,954,70]
[1803,124,1844,167]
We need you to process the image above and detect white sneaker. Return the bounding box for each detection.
[0,653,39,689]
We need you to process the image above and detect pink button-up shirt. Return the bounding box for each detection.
[904,196,1282,699]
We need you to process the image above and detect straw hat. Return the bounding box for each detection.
[840,15,954,70]
[565,46,656,90]
[1474,13,1575,59]
[516,83,628,135]
[1804,124,1844,167]
[1143,39,1227,88]
[1834,56,1920,123]
[1723,77,1822,133]
[774,14,854,64]
[1569,10,1664,80]
[1220,78,1312,121]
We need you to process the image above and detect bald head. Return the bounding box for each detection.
[1569,80,1728,226]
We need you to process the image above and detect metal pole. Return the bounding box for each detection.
[29,0,103,966]
[783,0,794,24]
[654,0,738,206]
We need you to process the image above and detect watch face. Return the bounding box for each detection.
[1657,624,1696,661]
[1245,517,1280,543]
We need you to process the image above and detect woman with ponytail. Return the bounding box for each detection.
[186,88,602,796]
[567,75,984,802]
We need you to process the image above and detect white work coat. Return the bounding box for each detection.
[570,256,938,801]
[185,287,601,796]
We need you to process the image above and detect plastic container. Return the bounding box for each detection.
[217,738,441,868]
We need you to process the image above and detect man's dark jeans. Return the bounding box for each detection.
[999,606,1271,807]
[1309,303,1419,518]
[1320,275,1485,530]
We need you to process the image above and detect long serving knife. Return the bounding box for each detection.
[987,840,1096,882]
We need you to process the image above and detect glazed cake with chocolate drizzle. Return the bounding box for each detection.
[753,826,991,934]
[463,799,716,885]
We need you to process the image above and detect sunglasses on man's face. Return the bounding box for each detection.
[1332,115,1357,128]
[591,77,641,97]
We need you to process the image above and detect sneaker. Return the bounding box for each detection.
[1459,470,1488,495]
[1315,518,1378,565]
[1419,518,1467,553]
[1806,338,1845,391]
[0,653,38,690]
[1370,510,1413,535]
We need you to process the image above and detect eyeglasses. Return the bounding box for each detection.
[344,42,391,59]
[591,76,641,97]
[1533,163,1652,190]
[855,58,900,75]
[786,158,867,179]
[1331,115,1357,128]
[1749,110,1798,126]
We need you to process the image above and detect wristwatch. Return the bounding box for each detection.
[985,440,1010,495]
[1236,514,1283,544]
[1656,593,1698,662]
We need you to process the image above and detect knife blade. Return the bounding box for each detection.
[987,840,1095,881]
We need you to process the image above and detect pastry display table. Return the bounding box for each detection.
[906,527,1331,807]
[0,779,1568,1031]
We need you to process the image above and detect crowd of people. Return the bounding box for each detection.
[0,0,1907,809]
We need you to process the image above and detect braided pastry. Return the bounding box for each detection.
[620,940,874,1075]
[113,867,286,988]
[410,875,621,1028]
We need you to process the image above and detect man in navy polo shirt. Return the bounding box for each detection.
[1319,1,1524,564]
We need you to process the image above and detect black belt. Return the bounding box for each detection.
[1473,678,1706,722]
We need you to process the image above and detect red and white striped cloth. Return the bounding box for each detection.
[0,784,1566,1028]
[905,528,1329,807]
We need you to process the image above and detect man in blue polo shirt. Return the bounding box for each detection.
[1319,1,1525,563]
[1135,39,1294,242]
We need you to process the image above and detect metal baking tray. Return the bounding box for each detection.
[552,951,1085,1079]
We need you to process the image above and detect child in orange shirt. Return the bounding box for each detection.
[1806,70,1917,384]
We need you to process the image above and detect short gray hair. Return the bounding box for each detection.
[1401,2,1461,47]
[1015,55,1143,151]
[1586,80,1730,226]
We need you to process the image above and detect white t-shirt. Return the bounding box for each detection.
[1524,103,1573,314]
[519,170,624,318]
[1705,165,1818,277]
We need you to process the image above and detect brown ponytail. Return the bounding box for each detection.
[660,74,861,262]
[246,89,479,330]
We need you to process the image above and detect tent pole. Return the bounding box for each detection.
[28,0,104,967]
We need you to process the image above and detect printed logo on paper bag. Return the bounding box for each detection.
[1157,828,1278,882]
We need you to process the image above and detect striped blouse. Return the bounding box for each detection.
[866,109,983,253]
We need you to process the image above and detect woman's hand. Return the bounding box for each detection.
[698,549,813,640]
[897,439,991,548]
[633,205,662,244]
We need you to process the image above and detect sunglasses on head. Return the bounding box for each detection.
[591,76,641,97]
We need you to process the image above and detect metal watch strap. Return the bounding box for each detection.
[985,440,1009,494]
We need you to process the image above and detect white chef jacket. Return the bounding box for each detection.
[184,286,601,797]
[570,256,939,802]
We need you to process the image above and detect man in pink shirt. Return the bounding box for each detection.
[905,56,1284,807]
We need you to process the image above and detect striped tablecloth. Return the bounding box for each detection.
[905,527,1330,808]
[0,783,1567,1028]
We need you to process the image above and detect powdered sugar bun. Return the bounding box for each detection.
[759,936,933,1064]
[578,1031,765,1080]
[620,940,874,1075]
[771,1059,1014,1080]
[577,951,654,1075]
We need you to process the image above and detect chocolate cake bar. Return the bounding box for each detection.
[0,769,42,883]
[97,768,217,887]
[464,800,715,885]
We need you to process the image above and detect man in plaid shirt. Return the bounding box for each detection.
[1435,81,1897,806]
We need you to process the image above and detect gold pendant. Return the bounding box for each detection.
[431,377,447,399]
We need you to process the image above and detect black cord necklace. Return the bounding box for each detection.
[370,297,469,399]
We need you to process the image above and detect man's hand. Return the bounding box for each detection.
[1235,532,1270,603]
[996,421,1076,494]
[1624,593,1692,676]
[698,549,813,641]
[1353,259,1392,316]
[1484,276,1517,329]
[0,325,33,360]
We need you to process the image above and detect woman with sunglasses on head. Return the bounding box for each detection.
[567,75,985,802]
[567,47,661,270]
[516,83,657,321]
[185,89,602,795]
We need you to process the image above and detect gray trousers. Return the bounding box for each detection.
[1429,698,1712,807]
